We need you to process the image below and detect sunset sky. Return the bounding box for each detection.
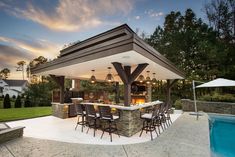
[0,0,206,79]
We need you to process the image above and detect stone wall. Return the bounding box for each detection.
[181,99,235,115]
[0,126,24,144]
[85,107,152,137]
[52,103,85,119]
[52,103,71,119]
[116,109,144,137]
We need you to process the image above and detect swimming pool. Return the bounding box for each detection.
[209,114,235,157]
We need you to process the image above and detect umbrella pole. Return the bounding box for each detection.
[193,80,199,120]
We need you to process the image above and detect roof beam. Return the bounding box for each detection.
[112,62,128,84]
[112,62,148,106]
[129,63,148,83]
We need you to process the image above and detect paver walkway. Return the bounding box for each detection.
[0,113,210,157]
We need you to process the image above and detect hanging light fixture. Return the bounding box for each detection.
[145,71,151,84]
[105,67,114,83]
[137,75,145,83]
[90,70,96,84]
[152,73,157,85]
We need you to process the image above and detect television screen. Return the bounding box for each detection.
[137,86,146,92]
[131,84,146,93]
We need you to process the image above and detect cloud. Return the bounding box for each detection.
[145,10,164,18]
[0,35,61,79]
[135,16,140,20]
[0,44,33,66]
[0,44,34,79]
[0,36,60,59]
[0,0,134,32]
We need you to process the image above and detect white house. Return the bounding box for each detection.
[0,79,28,98]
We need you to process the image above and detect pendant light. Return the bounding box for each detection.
[145,71,151,84]
[90,70,96,84]
[137,75,145,83]
[152,73,157,85]
[105,67,114,83]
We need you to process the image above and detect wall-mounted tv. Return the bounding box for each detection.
[131,83,146,93]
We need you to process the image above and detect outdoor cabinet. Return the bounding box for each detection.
[68,104,77,117]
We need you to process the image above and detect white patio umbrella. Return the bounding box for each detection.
[192,78,235,120]
[196,78,235,88]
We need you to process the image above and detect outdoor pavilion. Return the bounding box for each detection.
[31,24,184,107]
[31,24,185,137]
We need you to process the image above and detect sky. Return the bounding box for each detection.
[0,0,207,80]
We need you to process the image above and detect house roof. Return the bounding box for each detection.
[10,89,21,93]
[3,79,27,86]
[31,24,185,81]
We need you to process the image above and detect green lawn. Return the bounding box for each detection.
[0,107,52,122]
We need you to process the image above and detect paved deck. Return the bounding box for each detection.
[0,113,210,157]
[5,112,181,145]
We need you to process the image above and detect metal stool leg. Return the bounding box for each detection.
[75,116,80,130]
[114,122,120,138]
[93,119,97,137]
[139,121,145,137]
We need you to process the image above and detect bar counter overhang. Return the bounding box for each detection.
[31,24,185,137]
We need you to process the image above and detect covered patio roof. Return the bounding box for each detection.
[31,24,184,81]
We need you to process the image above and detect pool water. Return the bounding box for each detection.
[209,114,235,157]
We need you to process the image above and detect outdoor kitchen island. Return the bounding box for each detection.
[80,101,162,137]
[52,100,162,137]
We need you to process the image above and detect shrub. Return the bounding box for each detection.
[15,95,22,108]
[199,94,212,101]
[218,94,235,102]
[24,95,31,107]
[38,99,51,106]
[199,93,235,102]
[3,94,11,108]
[12,95,16,99]
[174,99,182,109]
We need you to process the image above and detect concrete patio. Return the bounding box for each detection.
[6,111,181,145]
[0,112,210,157]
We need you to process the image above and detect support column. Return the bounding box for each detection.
[115,82,120,103]
[166,79,178,108]
[112,62,148,106]
[146,84,152,102]
[60,77,65,103]
[124,66,131,106]
[50,75,65,104]
[124,84,131,106]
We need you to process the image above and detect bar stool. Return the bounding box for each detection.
[149,104,163,134]
[85,104,100,137]
[75,103,87,132]
[98,106,120,142]
[160,104,168,129]
[139,106,159,140]
[165,107,173,126]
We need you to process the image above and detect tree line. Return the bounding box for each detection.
[146,0,235,103]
